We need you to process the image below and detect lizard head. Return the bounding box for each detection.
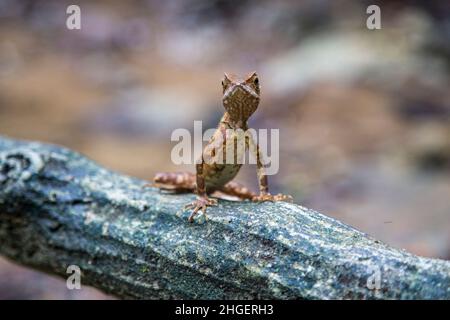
[221,72,260,124]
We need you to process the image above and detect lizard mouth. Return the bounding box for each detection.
[224,83,259,100]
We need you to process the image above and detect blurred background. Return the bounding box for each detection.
[0,0,449,299]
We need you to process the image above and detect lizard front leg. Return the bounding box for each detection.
[246,135,293,203]
[184,160,218,222]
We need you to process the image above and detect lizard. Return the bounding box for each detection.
[151,72,292,222]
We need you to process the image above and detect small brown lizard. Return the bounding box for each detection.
[151,72,292,222]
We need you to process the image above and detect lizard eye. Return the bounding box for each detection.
[253,77,259,86]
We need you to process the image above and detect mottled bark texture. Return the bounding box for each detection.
[0,136,449,299]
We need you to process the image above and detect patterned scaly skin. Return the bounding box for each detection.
[152,72,292,222]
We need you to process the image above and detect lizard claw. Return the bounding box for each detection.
[185,196,218,222]
[252,193,293,203]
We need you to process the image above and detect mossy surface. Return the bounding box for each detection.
[1,135,449,299]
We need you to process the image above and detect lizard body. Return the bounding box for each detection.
[152,72,292,222]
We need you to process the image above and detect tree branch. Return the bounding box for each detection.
[0,135,449,299]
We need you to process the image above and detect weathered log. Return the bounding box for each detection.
[0,135,449,299]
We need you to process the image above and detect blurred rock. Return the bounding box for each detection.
[0,258,114,300]
[85,87,213,137]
